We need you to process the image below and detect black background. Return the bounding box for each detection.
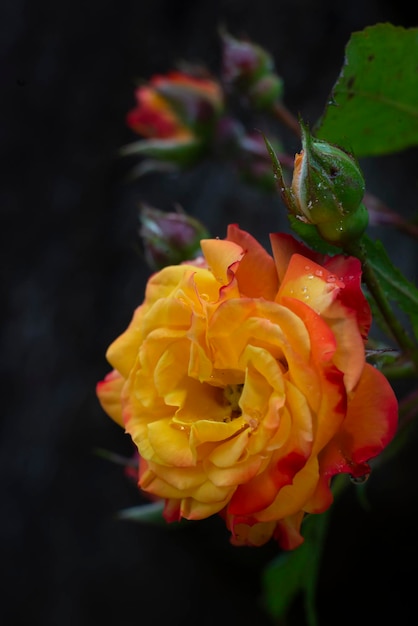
[2,1,418,625]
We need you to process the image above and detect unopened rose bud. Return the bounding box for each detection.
[247,74,283,110]
[221,31,273,84]
[122,71,224,170]
[220,31,283,110]
[291,124,368,244]
[139,205,210,270]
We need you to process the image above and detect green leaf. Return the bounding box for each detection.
[315,24,418,157]
[261,511,330,626]
[362,234,418,340]
[262,133,295,210]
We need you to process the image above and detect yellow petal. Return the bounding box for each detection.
[106,306,143,378]
[200,238,244,286]
[180,494,232,520]
[208,428,250,467]
[96,370,124,427]
[146,460,207,490]
[205,454,263,487]
[147,418,196,466]
[190,417,248,445]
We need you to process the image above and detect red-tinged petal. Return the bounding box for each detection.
[306,363,398,513]
[283,293,364,397]
[226,223,279,299]
[324,254,371,338]
[344,363,398,461]
[320,300,366,392]
[274,511,305,550]
[255,457,319,522]
[200,238,244,286]
[96,370,124,427]
[152,72,223,108]
[278,253,344,313]
[269,232,323,283]
[163,498,181,523]
[228,451,307,515]
[129,86,195,139]
[281,296,336,365]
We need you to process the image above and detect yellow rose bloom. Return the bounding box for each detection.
[97,224,397,549]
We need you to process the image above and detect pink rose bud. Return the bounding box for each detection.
[139,205,210,270]
[221,31,283,110]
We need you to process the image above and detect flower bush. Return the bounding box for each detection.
[97,223,398,549]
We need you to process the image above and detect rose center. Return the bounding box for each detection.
[223,383,244,420]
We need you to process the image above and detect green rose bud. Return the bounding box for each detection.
[291,124,368,244]
[247,74,284,110]
[316,203,369,245]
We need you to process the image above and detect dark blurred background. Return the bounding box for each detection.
[2,1,418,624]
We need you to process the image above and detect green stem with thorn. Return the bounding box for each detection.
[345,238,418,373]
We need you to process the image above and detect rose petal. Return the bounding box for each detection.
[200,238,244,286]
[306,363,398,513]
[96,370,124,427]
[227,223,279,299]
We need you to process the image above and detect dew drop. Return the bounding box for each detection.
[314,269,323,277]
[327,274,336,283]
